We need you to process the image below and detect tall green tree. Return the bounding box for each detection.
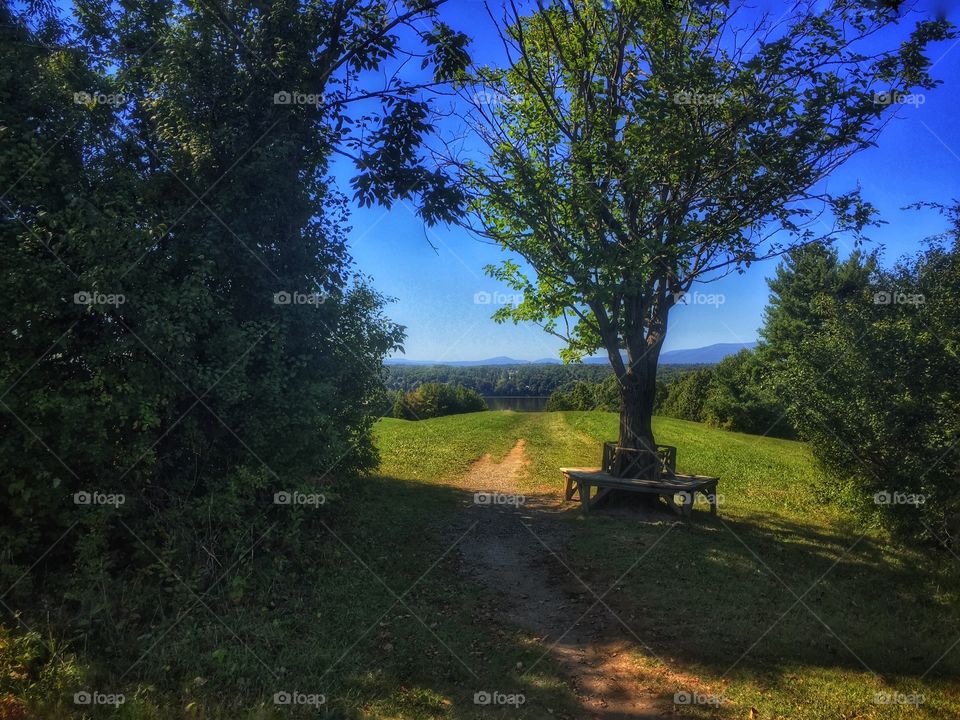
[0,0,470,672]
[761,243,878,369]
[450,0,952,476]
[763,206,960,545]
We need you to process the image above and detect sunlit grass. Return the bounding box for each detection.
[377,410,960,719]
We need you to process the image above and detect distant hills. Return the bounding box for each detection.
[659,342,758,364]
[385,341,757,367]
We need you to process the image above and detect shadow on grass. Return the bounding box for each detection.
[340,473,960,718]
[557,499,960,685]
[9,470,958,719]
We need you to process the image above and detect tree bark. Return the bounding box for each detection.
[612,332,664,479]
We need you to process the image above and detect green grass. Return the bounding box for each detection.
[6,410,959,718]
[536,412,960,718]
[370,410,960,719]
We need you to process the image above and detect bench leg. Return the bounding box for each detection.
[580,482,592,513]
[682,490,694,518]
[708,484,718,515]
[563,473,574,501]
[593,487,612,508]
[663,492,683,516]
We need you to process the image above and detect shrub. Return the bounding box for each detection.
[392,383,488,419]
[763,227,960,545]
[655,368,715,422]
[546,376,619,411]
[703,350,793,438]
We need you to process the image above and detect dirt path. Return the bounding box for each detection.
[452,440,669,719]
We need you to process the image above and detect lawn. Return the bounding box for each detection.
[5,410,959,718]
[373,410,960,719]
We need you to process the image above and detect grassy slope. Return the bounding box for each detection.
[374,411,960,719]
[11,411,957,718]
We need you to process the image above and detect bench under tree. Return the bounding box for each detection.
[560,443,719,517]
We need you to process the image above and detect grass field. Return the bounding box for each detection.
[6,410,959,718]
[371,410,960,719]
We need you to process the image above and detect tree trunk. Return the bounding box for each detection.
[612,342,662,479]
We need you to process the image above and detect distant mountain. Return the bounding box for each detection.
[385,356,530,367]
[660,342,757,364]
[386,342,756,367]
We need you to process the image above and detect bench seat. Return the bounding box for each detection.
[559,467,719,517]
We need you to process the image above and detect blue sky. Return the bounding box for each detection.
[345,1,960,362]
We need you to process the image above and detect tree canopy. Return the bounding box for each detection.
[443,0,953,458]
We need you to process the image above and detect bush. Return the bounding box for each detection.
[703,350,793,438]
[655,367,715,422]
[0,0,460,710]
[763,229,960,545]
[392,383,488,419]
[546,375,619,411]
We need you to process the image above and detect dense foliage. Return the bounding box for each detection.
[545,376,619,412]
[391,383,487,420]
[655,368,716,424]
[763,222,960,546]
[386,362,696,397]
[0,0,469,712]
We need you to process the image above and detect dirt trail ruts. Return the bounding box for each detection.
[452,440,670,719]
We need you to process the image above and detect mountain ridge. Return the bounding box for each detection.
[386,341,757,367]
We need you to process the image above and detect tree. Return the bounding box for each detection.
[703,349,790,437]
[765,205,960,545]
[761,244,877,368]
[393,383,487,419]
[448,0,952,477]
[656,367,715,423]
[0,0,471,681]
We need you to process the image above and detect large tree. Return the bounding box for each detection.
[448,0,952,476]
[0,0,470,681]
[761,205,960,546]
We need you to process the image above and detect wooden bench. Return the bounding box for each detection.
[560,466,719,517]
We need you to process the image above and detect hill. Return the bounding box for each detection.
[369,411,960,719]
[385,341,756,366]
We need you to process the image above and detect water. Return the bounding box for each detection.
[482,396,549,412]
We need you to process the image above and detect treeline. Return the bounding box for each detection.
[541,355,789,435]
[389,383,487,420]
[385,363,696,396]
[665,215,960,545]
[760,220,960,546]
[656,350,792,437]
